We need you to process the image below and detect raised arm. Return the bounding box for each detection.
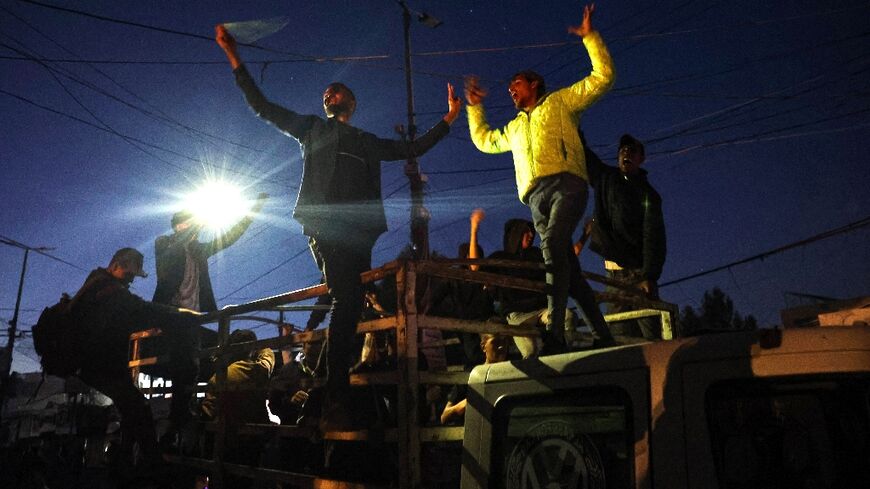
[216,24,242,70]
[579,130,608,183]
[202,192,268,257]
[469,208,485,271]
[216,25,318,139]
[465,75,511,154]
[368,83,459,161]
[562,5,615,112]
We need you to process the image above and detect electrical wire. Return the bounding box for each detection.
[660,215,870,288]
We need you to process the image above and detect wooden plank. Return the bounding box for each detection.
[322,428,397,442]
[356,317,398,333]
[129,328,162,340]
[211,316,231,489]
[416,262,547,293]
[362,259,401,283]
[201,283,328,323]
[127,356,161,368]
[349,371,400,386]
[419,426,465,442]
[420,315,539,337]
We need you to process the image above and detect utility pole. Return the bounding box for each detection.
[0,238,54,410]
[397,0,442,259]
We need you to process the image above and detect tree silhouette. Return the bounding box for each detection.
[680,287,758,336]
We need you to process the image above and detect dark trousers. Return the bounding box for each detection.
[148,325,199,428]
[527,173,613,343]
[79,368,160,467]
[309,231,376,394]
[606,268,661,340]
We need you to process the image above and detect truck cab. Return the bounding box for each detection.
[461,325,870,488]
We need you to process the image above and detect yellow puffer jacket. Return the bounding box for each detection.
[467,31,615,203]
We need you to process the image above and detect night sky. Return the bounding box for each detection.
[3,0,869,373]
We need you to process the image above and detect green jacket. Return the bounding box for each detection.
[467,31,615,203]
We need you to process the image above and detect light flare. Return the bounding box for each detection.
[182,179,252,232]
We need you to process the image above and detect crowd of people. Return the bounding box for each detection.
[49,4,667,486]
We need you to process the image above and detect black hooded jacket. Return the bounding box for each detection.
[487,219,548,315]
[584,143,666,281]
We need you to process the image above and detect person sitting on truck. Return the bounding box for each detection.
[440,333,510,425]
[200,329,275,424]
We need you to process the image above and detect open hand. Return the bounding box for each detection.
[464,75,487,106]
[444,83,462,124]
[215,24,241,69]
[568,4,595,38]
[215,25,236,51]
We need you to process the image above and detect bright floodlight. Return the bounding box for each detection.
[182,179,251,231]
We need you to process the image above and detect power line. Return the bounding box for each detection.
[16,0,388,63]
[0,235,87,272]
[1,4,265,156]
[217,246,310,301]
[660,215,870,288]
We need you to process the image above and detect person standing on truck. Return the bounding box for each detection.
[152,195,267,437]
[464,4,616,348]
[215,24,462,429]
[579,133,666,340]
[74,248,202,472]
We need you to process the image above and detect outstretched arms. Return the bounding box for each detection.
[370,83,460,161]
[216,25,319,139]
[563,4,615,112]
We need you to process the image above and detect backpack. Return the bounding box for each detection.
[32,293,84,377]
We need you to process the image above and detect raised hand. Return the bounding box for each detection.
[567,4,595,38]
[444,83,462,124]
[470,208,485,230]
[215,24,241,69]
[464,75,488,106]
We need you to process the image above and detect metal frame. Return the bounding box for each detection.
[128,258,679,488]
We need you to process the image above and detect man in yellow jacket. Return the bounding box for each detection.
[465,4,615,347]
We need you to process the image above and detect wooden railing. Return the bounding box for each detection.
[129,258,678,488]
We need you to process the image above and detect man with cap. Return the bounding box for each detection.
[579,133,666,340]
[151,193,266,434]
[74,248,202,470]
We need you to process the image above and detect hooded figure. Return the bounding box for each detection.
[488,219,547,316]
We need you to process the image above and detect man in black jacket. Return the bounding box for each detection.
[153,195,266,313]
[151,194,265,432]
[582,134,666,340]
[216,25,460,427]
[75,248,201,469]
